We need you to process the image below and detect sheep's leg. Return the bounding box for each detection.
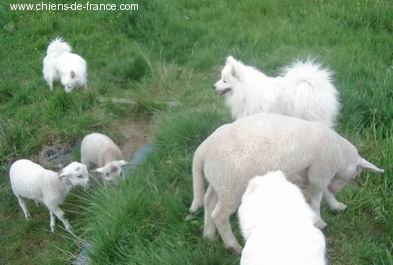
[323,189,347,211]
[16,196,31,220]
[203,185,218,240]
[49,205,72,232]
[307,166,333,229]
[81,158,89,169]
[308,189,326,229]
[49,211,56,232]
[211,200,242,255]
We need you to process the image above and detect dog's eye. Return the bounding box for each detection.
[223,80,227,83]
[77,175,84,179]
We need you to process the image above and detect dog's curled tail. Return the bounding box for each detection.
[47,37,72,55]
[189,146,205,214]
[281,60,335,88]
[281,59,340,128]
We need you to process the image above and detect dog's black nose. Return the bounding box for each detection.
[212,85,216,89]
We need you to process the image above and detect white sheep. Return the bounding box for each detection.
[189,113,383,254]
[238,171,326,265]
[9,159,89,233]
[81,133,128,182]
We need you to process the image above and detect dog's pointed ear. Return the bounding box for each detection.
[231,63,242,80]
[225,56,241,80]
[226,55,236,65]
[358,158,384,173]
[71,70,75,79]
[242,177,260,201]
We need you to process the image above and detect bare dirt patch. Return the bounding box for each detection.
[115,118,152,161]
[35,118,152,170]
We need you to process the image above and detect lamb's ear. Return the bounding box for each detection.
[119,160,130,166]
[95,167,105,174]
[71,70,75,79]
[58,170,68,180]
[110,165,118,174]
[358,158,384,173]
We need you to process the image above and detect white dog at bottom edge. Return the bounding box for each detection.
[238,171,327,265]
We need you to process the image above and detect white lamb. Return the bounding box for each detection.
[189,113,383,254]
[238,171,326,265]
[9,159,89,233]
[81,133,128,182]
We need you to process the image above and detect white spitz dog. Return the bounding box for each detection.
[43,37,87,93]
[214,56,339,128]
[238,171,326,265]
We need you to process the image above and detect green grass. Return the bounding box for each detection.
[1,0,392,264]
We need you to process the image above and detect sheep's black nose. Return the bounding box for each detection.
[212,85,216,89]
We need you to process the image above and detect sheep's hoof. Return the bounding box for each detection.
[203,232,216,241]
[331,202,347,212]
[316,219,327,230]
[185,214,194,221]
[227,244,242,256]
[25,213,31,221]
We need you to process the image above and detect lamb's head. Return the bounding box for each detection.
[214,56,244,97]
[93,160,129,182]
[59,162,89,190]
[330,157,384,193]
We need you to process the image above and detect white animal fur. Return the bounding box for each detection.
[189,113,383,254]
[238,171,326,265]
[9,159,89,233]
[214,56,339,128]
[81,133,128,182]
[43,37,87,93]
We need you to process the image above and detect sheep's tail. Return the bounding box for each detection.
[189,147,205,214]
[46,37,72,55]
[280,59,340,128]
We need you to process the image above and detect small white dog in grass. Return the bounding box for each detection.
[214,56,339,128]
[238,171,327,265]
[43,37,87,93]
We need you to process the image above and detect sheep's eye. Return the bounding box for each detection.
[77,175,84,179]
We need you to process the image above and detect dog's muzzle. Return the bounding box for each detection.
[218,88,231,96]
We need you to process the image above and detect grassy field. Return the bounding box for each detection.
[1,0,392,264]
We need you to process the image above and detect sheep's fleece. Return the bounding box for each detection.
[9,159,89,233]
[189,113,383,254]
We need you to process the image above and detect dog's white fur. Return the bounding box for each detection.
[81,133,128,182]
[189,113,383,254]
[238,171,326,265]
[214,56,339,128]
[43,37,87,93]
[9,159,89,233]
